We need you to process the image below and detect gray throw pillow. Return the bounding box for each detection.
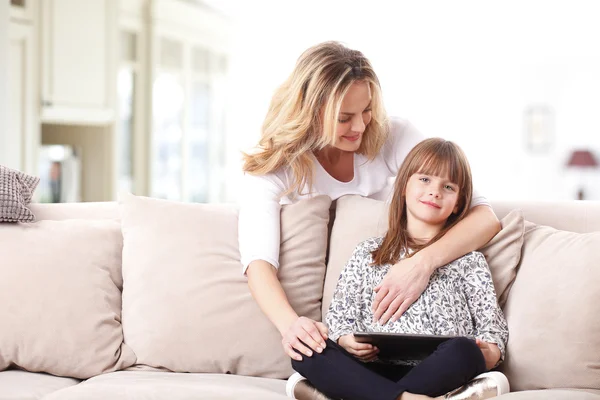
[0,165,40,222]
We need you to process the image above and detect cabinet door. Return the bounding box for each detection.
[8,22,38,174]
[41,0,116,125]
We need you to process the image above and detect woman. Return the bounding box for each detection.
[239,41,500,362]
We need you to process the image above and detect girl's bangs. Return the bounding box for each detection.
[413,147,465,187]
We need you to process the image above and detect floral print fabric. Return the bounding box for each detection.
[326,237,508,365]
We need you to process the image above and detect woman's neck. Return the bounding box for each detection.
[315,146,348,165]
[314,147,354,182]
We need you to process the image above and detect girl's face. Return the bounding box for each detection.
[404,172,460,227]
[332,81,372,152]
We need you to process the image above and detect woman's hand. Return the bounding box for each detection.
[338,334,379,362]
[372,255,433,324]
[281,316,328,361]
[476,339,501,370]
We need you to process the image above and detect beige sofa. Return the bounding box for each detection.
[0,193,599,400]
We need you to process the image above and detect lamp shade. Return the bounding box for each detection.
[566,150,598,168]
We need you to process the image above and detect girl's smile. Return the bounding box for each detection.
[420,200,441,209]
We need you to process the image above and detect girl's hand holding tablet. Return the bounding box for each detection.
[338,334,379,362]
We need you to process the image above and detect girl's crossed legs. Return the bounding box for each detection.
[291,337,486,400]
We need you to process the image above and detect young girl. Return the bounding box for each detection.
[287,138,509,400]
[239,41,501,363]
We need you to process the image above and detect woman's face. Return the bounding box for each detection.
[332,81,372,152]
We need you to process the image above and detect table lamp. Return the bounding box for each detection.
[566,150,598,200]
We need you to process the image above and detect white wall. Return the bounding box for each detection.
[219,0,600,202]
[0,2,8,166]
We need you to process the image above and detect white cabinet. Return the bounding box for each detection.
[40,0,117,125]
[4,0,232,202]
[8,20,39,174]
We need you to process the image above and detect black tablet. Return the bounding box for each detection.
[354,332,459,361]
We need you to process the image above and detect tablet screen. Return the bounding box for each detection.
[354,332,460,361]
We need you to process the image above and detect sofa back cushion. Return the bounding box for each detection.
[0,220,136,379]
[491,200,600,233]
[478,209,525,307]
[120,192,330,379]
[498,223,600,391]
[323,195,525,320]
[28,202,119,221]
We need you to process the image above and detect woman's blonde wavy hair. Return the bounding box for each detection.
[243,41,389,196]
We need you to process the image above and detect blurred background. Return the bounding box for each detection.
[1,0,599,204]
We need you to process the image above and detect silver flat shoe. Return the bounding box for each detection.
[286,372,333,400]
[444,371,510,399]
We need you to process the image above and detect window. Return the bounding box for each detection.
[150,37,229,203]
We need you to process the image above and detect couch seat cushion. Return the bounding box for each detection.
[42,371,288,400]
[0,371,79,400]
[497,389,600,399]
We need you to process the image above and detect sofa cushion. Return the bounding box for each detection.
[28,202,119,221]
[0,165,39,222]
[492,200,600,233]
[120,193,330,379]
[323,195,525,319]
[41,371,288,400]
[499,224,600,392]
[497,389,600,399]
[0,371,80,400]
[0,220,136,379]
[478,208,525,307]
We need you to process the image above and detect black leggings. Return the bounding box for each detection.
[291,337,486,400]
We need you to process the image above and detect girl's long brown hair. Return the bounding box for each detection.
[371,138,473,266]
[242,41,388,197]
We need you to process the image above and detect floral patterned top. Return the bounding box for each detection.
[326,237,508,365]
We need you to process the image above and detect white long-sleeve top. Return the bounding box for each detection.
[238,118,490,272]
